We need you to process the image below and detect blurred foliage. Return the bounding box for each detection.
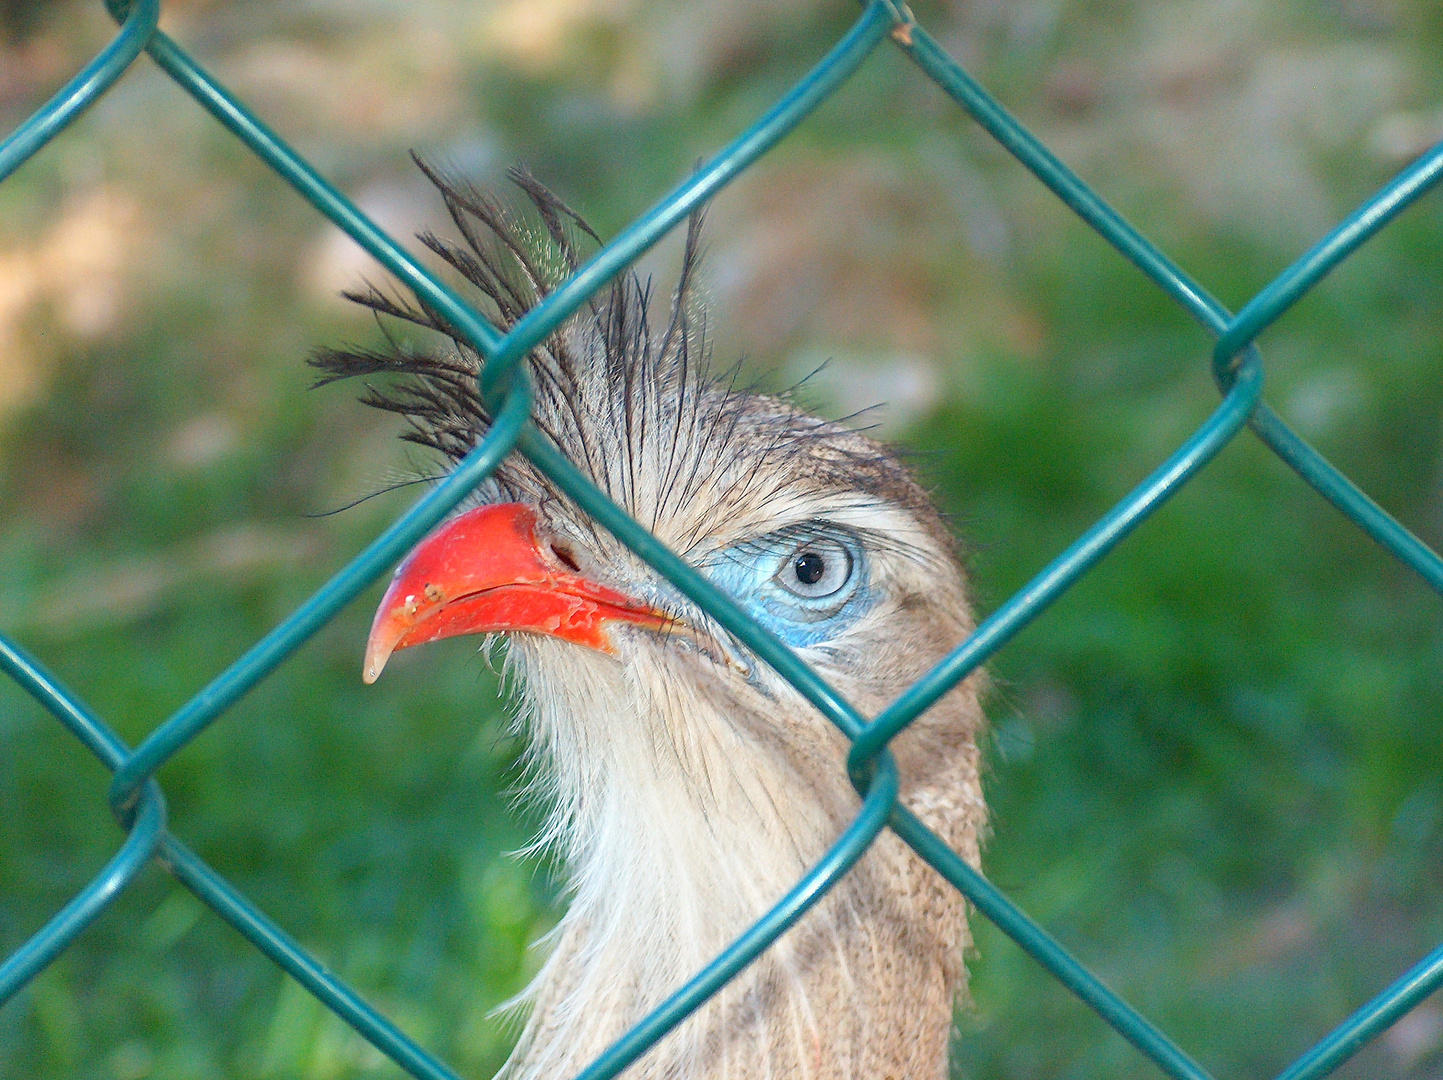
[2,0,1443,1078]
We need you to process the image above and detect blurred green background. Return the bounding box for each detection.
[2,0,1443,1077]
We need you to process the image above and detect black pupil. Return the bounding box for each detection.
[794,551,826,586]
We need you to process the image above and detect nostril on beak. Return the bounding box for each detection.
[550,542,581,573]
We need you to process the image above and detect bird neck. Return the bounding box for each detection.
[496,643,965,1080]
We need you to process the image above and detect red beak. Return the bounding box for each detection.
[363,503,670,683]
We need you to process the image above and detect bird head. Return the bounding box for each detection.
[317,160,972,719]
[313,161,983,1080]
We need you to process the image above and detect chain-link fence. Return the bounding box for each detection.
[3,2,1442,1078]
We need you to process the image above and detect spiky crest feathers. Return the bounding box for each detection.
[309,159,946,560]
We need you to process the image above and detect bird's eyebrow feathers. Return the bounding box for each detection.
[701,516,934,573]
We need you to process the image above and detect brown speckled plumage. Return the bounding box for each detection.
[316,161,987,1080]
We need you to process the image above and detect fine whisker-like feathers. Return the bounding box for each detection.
[302,473,447,517]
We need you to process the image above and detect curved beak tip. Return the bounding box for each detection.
[362,633,394,684]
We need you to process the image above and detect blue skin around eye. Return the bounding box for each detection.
[701,529,876,649]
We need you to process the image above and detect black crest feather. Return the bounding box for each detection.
[311,158,725,518]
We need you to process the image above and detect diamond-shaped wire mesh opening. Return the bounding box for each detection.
[2,2,1442,1078]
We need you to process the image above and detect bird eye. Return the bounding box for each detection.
[702,523,872,647]
[778,542,852,599]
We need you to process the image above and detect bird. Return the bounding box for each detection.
[311,160,988,1080]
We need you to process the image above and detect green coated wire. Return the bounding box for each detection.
[0,634,467,1080]
[0,783,165,1006]
[1272,938,1443,1080]
[159,835,466,1080]
[1215,139,1443,366]
[1,3,1441,1079]
[479,2,896,402]
[851,353,1264,765]
[899,14,1443,601]
[0,0,159,182]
